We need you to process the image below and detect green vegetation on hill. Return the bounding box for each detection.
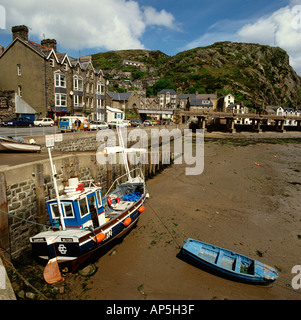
[91,42,301,108]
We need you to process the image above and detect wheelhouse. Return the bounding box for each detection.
[47,179,106,230]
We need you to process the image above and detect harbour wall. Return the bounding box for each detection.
[0,124,188,260]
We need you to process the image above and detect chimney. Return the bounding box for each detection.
[41,39,57,52]
[12,25,29,41]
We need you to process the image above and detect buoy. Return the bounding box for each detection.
[93,232,105,243]
[108,194,120,208]
[274,155,277,159]
[138,206,145,213]
[254,162,257,165]
[257,164,260,167]
[123,217,131,227]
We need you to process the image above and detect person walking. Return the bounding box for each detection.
[83,119,88,132]
[75,118,81,132]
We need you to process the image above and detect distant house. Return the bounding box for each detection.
[178,93,217,110]
[264,106,284,116]
[106,106,124,123]
[122,59,145,69]
[263,106,284,125]
[106,91,140,111]
[140,97,160,109]
[217,94,235,111]
[158,89,177,109]
[227,103,251,124]
[188,99,214,110]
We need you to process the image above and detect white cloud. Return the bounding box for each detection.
[237,5,301,74]
[2,0,177,51]
[143,6,177,30]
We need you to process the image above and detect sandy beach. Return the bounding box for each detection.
[59,132,301,300]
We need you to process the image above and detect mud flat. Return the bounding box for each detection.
[6,132,301,300]
[59,132,301,300]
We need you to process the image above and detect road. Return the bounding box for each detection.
[0,126,59,137]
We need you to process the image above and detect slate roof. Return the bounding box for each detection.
[107,92,132,101]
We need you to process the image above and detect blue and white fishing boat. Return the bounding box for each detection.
[30,126,148,283]
[181,238,278,285]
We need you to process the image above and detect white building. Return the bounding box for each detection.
[106,106,124,123]
[218,94,235,111]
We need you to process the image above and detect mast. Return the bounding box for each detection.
[48,147,66,230]
[117,124,132,182]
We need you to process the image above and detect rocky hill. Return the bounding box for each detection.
[92,42,301,108]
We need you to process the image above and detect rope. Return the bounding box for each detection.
[145,183,301,296]
[0,208,51,228]
[0,248,49,300]
[145,181,185,250]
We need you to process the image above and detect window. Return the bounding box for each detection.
[73,76,83,91]
[96,190,103,208]
[64,62,68,71]
[17,64,21,76]
[18,85,22,97]
[97,82,104,94]
[50,203,60,219]
[55,72,66,88]
[55,93,67,107]
[87,195,96,210]
[63,203,74,218]
[79,198,88,218]
[50,59,54,67]
[74,95,82,106]
[86,83,89,93]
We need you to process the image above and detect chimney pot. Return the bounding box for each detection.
[41,39,57,52]
[12,25,29,41]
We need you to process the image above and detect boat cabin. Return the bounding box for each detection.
[46,178,106,230]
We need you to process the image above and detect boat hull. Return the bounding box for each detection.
[181,238,278,285]
[31,194,146,266]
[0,140,41,152]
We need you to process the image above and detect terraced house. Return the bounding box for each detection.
[0,25,107,120]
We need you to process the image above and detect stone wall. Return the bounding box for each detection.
[0,90,16,123]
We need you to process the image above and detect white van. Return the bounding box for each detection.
[58,116,89,132]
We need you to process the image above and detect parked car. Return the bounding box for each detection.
[121,120,131,127]
[143,120,153,126]
[34,118,54,127]
[131,119,141,127]
[89,121,108,130]
[108,120,122,129]
[3,118,34,127]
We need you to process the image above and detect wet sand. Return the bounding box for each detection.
[64,133,301,300]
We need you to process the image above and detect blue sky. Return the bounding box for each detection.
[1,0,301,73]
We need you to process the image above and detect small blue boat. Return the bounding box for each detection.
[182,238,278,285]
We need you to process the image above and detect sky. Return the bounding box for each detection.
[1,0,301,74]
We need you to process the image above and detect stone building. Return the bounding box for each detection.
[0,25,107,120]
[158,89,177,109]
[106,91,140,112]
